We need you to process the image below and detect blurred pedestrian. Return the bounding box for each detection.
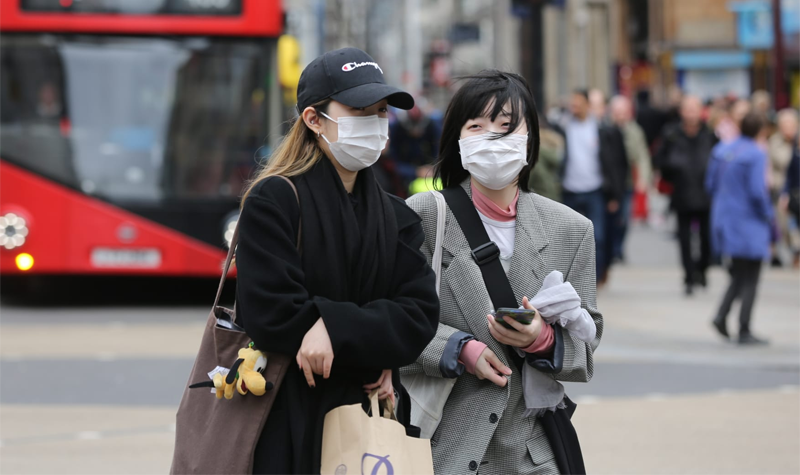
[235,47,438,474]
[768,109,800,265]
[610,95,651,262]
[589,88,607,121]
[751,89,774,123]
[559,90,626,282]
[779,136,800,268]
[406,69,600,475]
[529,116,565,201]
[389,101,441,195]
[716,98,750,144]
[707,113,773,345]
[634,89,668,150]
[655,95,717,295]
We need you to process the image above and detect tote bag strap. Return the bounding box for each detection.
[212,176,301,310]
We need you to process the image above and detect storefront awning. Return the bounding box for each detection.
[673,50,754,70]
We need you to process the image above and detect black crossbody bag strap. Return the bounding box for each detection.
[440,187,518,309]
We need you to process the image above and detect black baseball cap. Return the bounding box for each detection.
[297,47,414,111]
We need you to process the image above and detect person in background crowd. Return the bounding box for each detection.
[655,95,718,295]
[589,88,607,121]
[768,109,800,266]
[716,99,750,144]
[707,113,773,345]
[705,102,728,137]
[751,89,775,123]
[634,89,670,151]
[529,116,565,202]
[609,95,652,263]
[559,89,627,283]
[389,101,441,196]
[779,136,800,268]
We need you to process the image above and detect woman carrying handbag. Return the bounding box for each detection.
[403,70,603,474]
[229,48,438,474]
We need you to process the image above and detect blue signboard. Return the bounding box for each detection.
[729,0,800,49]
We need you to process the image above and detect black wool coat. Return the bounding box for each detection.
[235,175,439,474]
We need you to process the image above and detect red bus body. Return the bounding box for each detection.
[0,0,283,277]
[0,0,282,37]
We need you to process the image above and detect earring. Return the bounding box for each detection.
[317,131,321,137]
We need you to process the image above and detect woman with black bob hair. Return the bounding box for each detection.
[404,70,602,474]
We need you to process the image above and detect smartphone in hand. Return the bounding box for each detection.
[494,307,536,330]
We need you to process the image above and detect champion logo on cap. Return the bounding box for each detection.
[342,61,383,74]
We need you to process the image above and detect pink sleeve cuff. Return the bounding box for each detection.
[458,340,487,375]
[522,323,555,354]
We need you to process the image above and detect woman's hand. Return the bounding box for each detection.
[474,348,511,387]
[296,317,334,388]
[363,369,395,404]
[487,296,543,348]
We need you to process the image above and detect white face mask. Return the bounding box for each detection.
[319,112,389,171]
[459,133,528,190]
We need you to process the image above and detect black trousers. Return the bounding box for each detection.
[676,210,710,284]
[714,258,763,335]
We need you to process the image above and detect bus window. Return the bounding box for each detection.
[1,35,270,205]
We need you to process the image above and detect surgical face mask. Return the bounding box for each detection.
[459,133,529,190]
[319,111,389,171]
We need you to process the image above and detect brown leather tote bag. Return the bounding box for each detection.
[170,177,299,475]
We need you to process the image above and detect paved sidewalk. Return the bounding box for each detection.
[575,388,800,474]
[0,405,175,475]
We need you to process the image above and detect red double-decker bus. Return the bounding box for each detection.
[0,0,283,280]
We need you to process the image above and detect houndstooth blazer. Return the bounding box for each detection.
[402,181,603,475]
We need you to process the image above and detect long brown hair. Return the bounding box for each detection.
[240,100,330,206]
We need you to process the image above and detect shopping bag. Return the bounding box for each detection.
[402,190,457,439]
[170,176,299,475]
[320,391,434,475]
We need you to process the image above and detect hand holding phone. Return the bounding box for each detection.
[487,297,543,348]
[494,307,537,329]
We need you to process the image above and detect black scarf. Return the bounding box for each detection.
[294,157,397,305]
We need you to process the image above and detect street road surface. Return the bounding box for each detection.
[1,223,798,474]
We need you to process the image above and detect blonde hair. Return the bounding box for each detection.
[240,100,330,207]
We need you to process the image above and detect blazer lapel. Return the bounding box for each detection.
[508,192,550,302]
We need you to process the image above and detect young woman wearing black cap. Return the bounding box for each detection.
[235,48,439,474]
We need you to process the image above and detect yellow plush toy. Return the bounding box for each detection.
[190,342,270,399]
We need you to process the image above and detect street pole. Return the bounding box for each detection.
[773,0,788,110]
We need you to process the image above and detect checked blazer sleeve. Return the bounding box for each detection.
[557,222,603,382]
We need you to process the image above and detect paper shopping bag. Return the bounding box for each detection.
[321,391,434,475]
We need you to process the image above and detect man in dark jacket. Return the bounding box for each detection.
[655,95,718,295]
[558,89,629,282]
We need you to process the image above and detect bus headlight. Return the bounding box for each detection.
[0,213,29,250]
[15,253,34,271]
